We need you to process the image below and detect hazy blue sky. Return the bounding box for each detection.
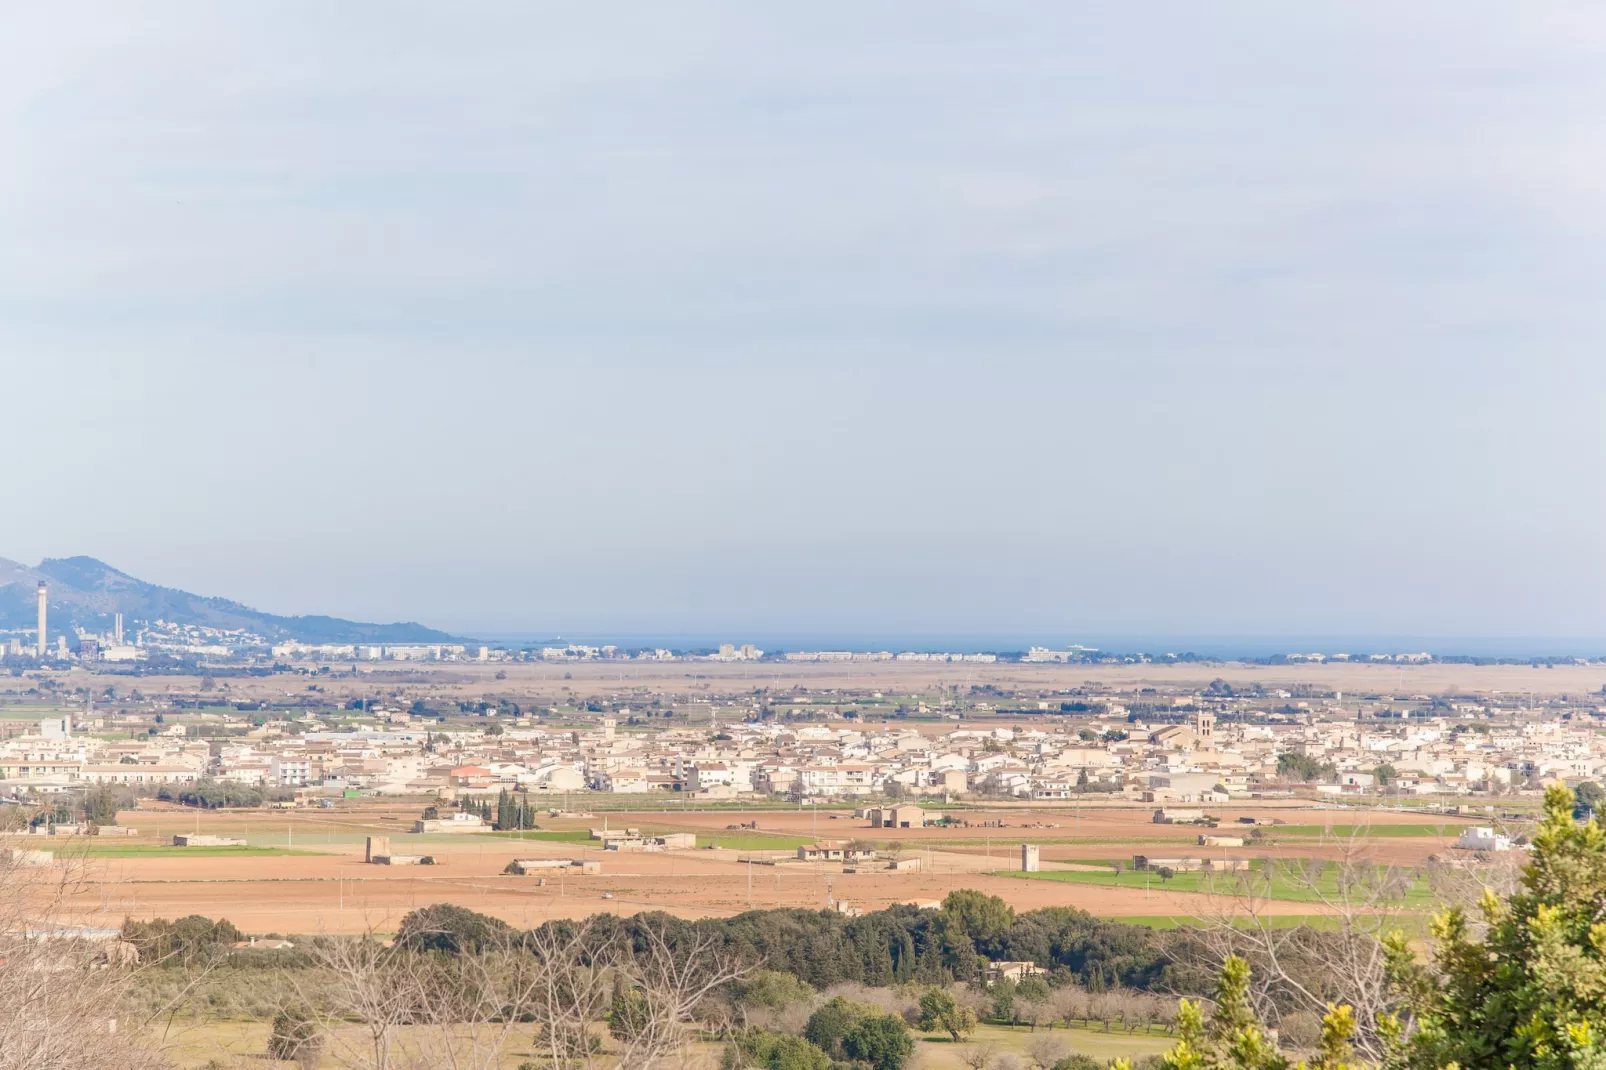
[4,5,1605,641]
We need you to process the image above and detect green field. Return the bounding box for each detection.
[72,843,324,858]
[153,1016,1175,1069]
[1008,859,1436,907]
[1108,913,1335,930]
[478,829,594,843]
[697,832,814,851]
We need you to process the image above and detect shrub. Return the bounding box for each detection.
[740,969,817,1010]
[843,1013,915,1070]
[267,1004,322,1066]
[1052,1057,1102,1070]
[804,996,868,1056]
[728,1028,832,1070]
[918,987,978,1042]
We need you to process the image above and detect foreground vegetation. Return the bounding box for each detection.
[9,784,1605,1069]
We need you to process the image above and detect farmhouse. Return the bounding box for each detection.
[865,805,926,829]
[796,841,878,863]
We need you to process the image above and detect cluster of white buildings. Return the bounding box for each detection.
[783,651,998,663]
[272,642,486,662]
[1,684,1604,812]
[1284,652,1435,664]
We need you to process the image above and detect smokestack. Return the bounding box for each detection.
[114,613,124,645]
[35,583,47,658]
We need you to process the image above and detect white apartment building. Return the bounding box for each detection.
[79,765,200,786]
[270,757,313,787]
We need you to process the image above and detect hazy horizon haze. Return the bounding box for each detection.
[4,5,1604,640]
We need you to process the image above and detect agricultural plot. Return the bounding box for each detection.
[1006,858,1438,908]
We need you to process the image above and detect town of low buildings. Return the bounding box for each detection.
[0,669,1602,814]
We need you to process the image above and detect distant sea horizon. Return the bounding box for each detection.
[456,632,1606,661]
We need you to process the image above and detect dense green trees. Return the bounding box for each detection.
[121,914,245,964]
[1571,779,1604,820]
[801,996,912,1069]
[393,902,515,954]
[376,893,1177,996]
[936,889,1018,977]
[493,788,539,830]
[160,778,265,808]
[1276,753,1337,783]
[83,784,124,825]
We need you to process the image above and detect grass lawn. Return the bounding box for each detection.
[155,1019,1172,1070]
[74,843,324,858]
[916,1021,1173,1069]
[1007,859,1438,907]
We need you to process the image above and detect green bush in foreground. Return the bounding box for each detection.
[1382,783,1606,1070]
[727,1027,832,1070]
[1143,955,1356,1070]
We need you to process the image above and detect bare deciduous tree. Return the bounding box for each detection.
[959,1041,998,1070]
[1187,828,1413,1061]
[1017,995,1050,1032]
[1052,986,1088,1031]
[1024,1033,1069,1070]
[0,850,171,1070]
[299,915,747,1070]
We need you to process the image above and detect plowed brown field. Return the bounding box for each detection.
[46,801,1472,934]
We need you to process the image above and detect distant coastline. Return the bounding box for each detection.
[464,632,1606,663]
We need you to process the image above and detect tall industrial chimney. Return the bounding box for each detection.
[114,613,124,645]
[35,582,47,657]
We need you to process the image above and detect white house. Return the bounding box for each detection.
[1455,826,1513,852]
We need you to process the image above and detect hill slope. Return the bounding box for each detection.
[0,556,461,644]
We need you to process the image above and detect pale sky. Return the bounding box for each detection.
[3,4,1605,642]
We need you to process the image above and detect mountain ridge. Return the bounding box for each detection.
[0,556,463,644]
